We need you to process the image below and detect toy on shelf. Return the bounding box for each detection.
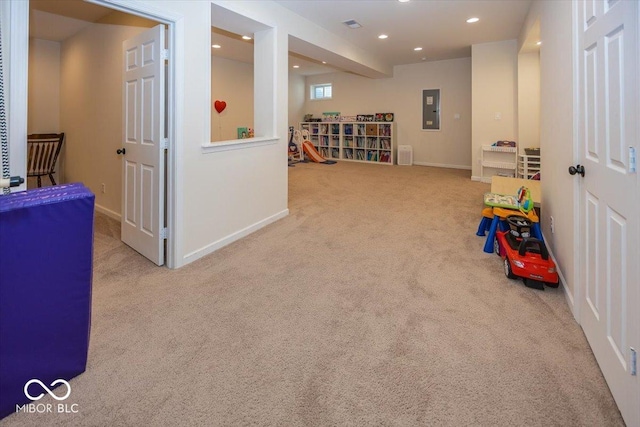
[495,215,559,290]
[288,126,304,165]
[493,140,516,147]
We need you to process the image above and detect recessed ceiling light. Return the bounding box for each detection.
[293,65,300,69]
[322,61,327,64]
[398,0,410,2]
[466,17,479,23]
[378,34,388,39]
[212,44,221,49]
[414,47,423,51]
[242,36,252,40]
[536,41,542,45]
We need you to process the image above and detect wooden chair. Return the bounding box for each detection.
[27,133,65,187]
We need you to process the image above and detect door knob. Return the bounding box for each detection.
[568,164,585,177]
[116,148,126,155]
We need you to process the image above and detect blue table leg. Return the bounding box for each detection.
[476,216,491,236]
[483,216,500,253]
[532,222,543,241]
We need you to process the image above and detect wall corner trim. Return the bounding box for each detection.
[201,136,279,154]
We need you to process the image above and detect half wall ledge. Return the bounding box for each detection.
[201,136,279,154]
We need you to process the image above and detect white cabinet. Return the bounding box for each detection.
[517,154,541,179]
[480,145,517,183]
[299,122,394,165]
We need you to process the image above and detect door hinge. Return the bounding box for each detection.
[162,138,169,150]
[631,348,637,376]
[160,227,168,239]
[0,176,25,189]
[161,49,169,60]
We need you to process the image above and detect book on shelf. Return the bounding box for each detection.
[343,148,353,159]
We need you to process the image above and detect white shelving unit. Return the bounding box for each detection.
[316,123,341,160]
[299,122,394,165]
[480,145,517,183]
[517,154,541,179]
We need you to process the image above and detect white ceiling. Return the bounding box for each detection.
[275,0,534,66]
[30,0,536,77]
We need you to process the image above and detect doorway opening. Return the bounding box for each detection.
[27,0,178,267]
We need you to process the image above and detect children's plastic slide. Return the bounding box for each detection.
[302,141,336,164]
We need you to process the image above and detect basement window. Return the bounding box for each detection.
[311,83,332,100]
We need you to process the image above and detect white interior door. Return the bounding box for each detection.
[576,1,639,425]
[121,25,165,266]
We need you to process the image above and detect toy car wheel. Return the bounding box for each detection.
[504,257,517,279]
[494,237,500,255]
[546,282,560,288]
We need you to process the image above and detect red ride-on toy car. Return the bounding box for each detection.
[495,215,559,290]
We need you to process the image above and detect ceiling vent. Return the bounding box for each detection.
[342,19,362,29]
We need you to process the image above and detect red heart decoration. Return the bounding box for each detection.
[214,100,227,114]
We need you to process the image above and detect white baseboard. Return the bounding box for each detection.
[413,161,471,170]
[95,203,121,221]
[541,231,575,317]
[182,209,289,265]
[471,175,492,183]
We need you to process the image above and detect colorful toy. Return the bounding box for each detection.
[288,126,304,165]
[495,215,559,290]
[516,186,533,213]
[479,185,541,253]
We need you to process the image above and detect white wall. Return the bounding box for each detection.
[28,38,62,187]
[303,57,472,169]
[28,39,61,134]
[517,52,540,151]
[520,0,576,297]
[60,23,147,218]
[211,56,254,141]
[288,73,305,128]
[160,1,289,266]
[471,40,518,180]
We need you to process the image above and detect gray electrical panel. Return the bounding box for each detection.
[422,89,440,130]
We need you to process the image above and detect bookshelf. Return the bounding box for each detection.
[480,145,517,183]
[517,154,541,179]
[299,122,394,165]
